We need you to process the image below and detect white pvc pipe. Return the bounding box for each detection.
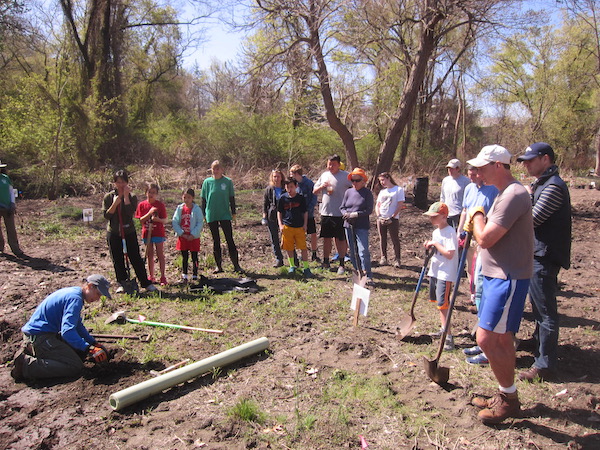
[109,337,269,411]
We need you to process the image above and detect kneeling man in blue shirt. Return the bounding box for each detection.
[11,274,113,382]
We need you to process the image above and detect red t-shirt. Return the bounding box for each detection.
[135,200,167,239]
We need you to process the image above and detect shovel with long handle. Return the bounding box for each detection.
[397,247,435,340]
[423,232,472,384]
[105,310,224,334]
[348,223,367,287]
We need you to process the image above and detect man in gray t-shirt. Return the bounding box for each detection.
[465,145,533,425]
[313,155,352,273]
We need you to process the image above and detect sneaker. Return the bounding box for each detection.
[233,266,245,274]
[273,260,284,268]
[477,392,521,424]
[145,284,159,292]
[148,277,156,283]
[331,253,340,262]
[303,268,314,278]
[463,345,483,356]
[365,277,375,287]
[443,335,455,351]
[213,267,223,274]
[160,276,167,286]
[115,285,125,294]
[192,275,198,281]
[288,266,296,274]
[10,350,26,382]
[311,253,321,263]
[379,257,388,266]
[181,274,189,284]
[518,366,554,382]
[466,353,489,365]
[336,266,345,275]
[392,260,401,269]
[344,254,351,263]
[321,261,331,269]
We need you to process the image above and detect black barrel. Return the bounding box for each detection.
[413,177,429,210]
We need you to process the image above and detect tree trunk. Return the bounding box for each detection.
[595,125,600,176]
[309,0,358,169]
[371,10,443,186]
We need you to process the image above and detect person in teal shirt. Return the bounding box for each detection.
[201,160,242,273]
[0,160,24,257]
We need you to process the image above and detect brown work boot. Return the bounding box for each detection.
[518,366,554,382]
[477,391,520,424]
[471,395,491,409]
[10,350,26,382]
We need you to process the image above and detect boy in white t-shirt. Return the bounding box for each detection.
[423,202,458,350]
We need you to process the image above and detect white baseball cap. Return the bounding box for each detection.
[446,158,461,169]
[467,145,512,168]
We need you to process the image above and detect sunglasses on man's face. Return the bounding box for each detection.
[351,178,363,183]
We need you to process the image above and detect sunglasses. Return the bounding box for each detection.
[351,178,363,183]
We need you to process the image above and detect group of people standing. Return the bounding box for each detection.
[102,160,242,294]
[422,143,571,425]
[263,155,406,286]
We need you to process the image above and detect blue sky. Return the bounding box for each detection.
[183,0,558,71]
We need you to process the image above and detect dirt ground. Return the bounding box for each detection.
[0,182,599,449]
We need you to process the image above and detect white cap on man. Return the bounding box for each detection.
[467,145,512,168]
[446,158,461,169]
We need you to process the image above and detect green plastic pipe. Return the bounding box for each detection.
[109,337,269,411]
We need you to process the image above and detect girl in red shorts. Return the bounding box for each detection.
[172,188,203,282]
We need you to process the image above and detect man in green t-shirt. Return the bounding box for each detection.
[201,160,242,273]
[0,161,24,257]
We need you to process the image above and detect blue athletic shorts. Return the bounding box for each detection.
[478,276,530,334]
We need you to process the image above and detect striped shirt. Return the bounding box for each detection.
[531,183,564,228]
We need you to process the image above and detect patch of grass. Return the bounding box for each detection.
[228,398,266,424]
[50,205,84,220]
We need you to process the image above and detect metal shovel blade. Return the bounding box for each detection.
[396,314,416,340]
[423,356,450,384]
[397,248,434,340]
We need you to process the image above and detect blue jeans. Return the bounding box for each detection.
[345,227,372,278]
[529,257,561,370]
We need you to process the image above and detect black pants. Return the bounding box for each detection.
[107,232,150,288]
[181,250,199,276]
[208,220,240,269]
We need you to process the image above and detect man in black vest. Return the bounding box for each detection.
[517,142,571,382]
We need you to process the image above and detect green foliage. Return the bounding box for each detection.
[228,398,266,424]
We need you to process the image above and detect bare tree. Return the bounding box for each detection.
[251,0,360,168]
[358,0,515,183]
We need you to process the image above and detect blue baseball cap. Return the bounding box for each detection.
[517,142,555,162]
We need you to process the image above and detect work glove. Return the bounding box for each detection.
[463,206,485,233]
[88,344,108,363]
[261,218,268,226]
